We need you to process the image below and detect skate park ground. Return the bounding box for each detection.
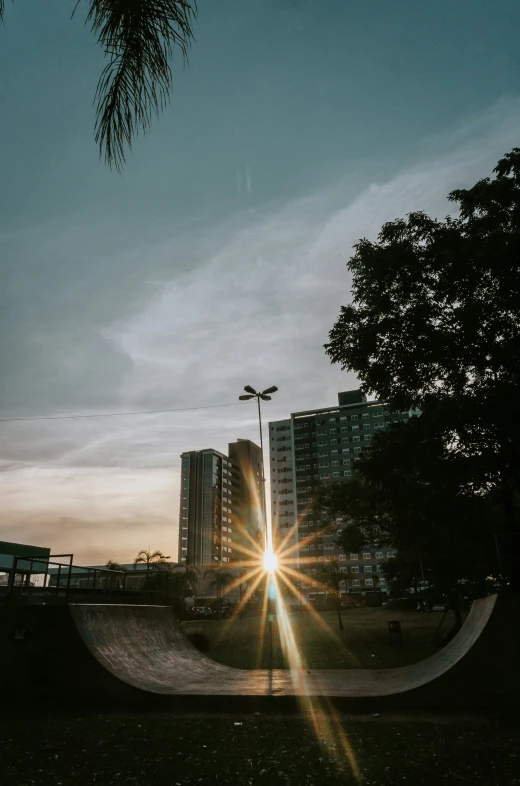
[1,710,519,785]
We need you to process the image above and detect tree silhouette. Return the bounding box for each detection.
[0,1,197,171]
[134,549,169,570]
[316,559,344,630]
[105,559,124,572]
[204,567,233,599]
[326,149,520,584]
[183,562,199,598]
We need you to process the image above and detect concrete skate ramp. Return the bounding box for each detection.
[1,594,518,710]
[67,595,519,707]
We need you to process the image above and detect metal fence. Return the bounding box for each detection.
[1,554,170,605]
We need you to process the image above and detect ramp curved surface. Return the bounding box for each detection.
[1,594,518,709]
[68,594,519,707]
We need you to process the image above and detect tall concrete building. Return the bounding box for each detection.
[268,390,409,600]
[178,439,263,568]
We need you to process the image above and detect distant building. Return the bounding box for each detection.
[0,540,51,587]
[178,438,263,567]
[269,390,409,599]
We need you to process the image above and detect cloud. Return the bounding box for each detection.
[2,97,520,563]
[0,466,174,565]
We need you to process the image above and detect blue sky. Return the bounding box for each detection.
[1,0,519,563]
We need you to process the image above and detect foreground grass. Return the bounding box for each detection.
[181,607,461,670]
[0,714,517,785]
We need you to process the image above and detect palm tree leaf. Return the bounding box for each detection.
[76,0,197,171]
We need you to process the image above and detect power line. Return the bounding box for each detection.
[0,401,251,424]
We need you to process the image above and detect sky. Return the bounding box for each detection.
[1,0,519,565]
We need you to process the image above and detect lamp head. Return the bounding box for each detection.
[260,394,272,400]
[244,385,257,395]
[262,385,278,395]
[239,394,254,400]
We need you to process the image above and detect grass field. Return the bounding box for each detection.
[181,606,463,670]
[1,714,517,785]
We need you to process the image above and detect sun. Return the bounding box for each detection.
[263,549,278,574]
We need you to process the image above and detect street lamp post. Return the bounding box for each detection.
[238,384,278,552]
[239,384,278,682]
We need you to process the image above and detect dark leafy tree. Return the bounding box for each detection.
[315,415,499,594]
[183,562,199,598]
[325,149,520,549]
[104,559,125,589]
[204,567,233,599]
[0,1,197,171]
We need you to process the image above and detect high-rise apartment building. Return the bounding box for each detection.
[178,439,263,567]
[269,390,409,599]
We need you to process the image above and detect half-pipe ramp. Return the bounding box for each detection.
[1,594,518,710]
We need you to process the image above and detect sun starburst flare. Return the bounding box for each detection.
[208,464,360,780]
[263,549,278,573]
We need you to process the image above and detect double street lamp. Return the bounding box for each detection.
[238,385,278,552]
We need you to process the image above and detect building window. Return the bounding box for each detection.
[364,565,373,573]
[375,551,384,559]
[332,460,339,466]
[351,566,359,573]
[363,424,371,430]
[387,550,396,558]
[351,415,358,420]
[354,447,361,453]
[310,545,315,550]
[352,579,360,586]
[350,553,359,560]
[365,578,373,586]
[333,472,340,478]
[362,413,369,419]
[339,554,346,561]
[362,552,371,559]
[353,436,360,442]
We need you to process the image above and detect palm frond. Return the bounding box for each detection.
[77,0,197,172]
[0,1,8,25]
